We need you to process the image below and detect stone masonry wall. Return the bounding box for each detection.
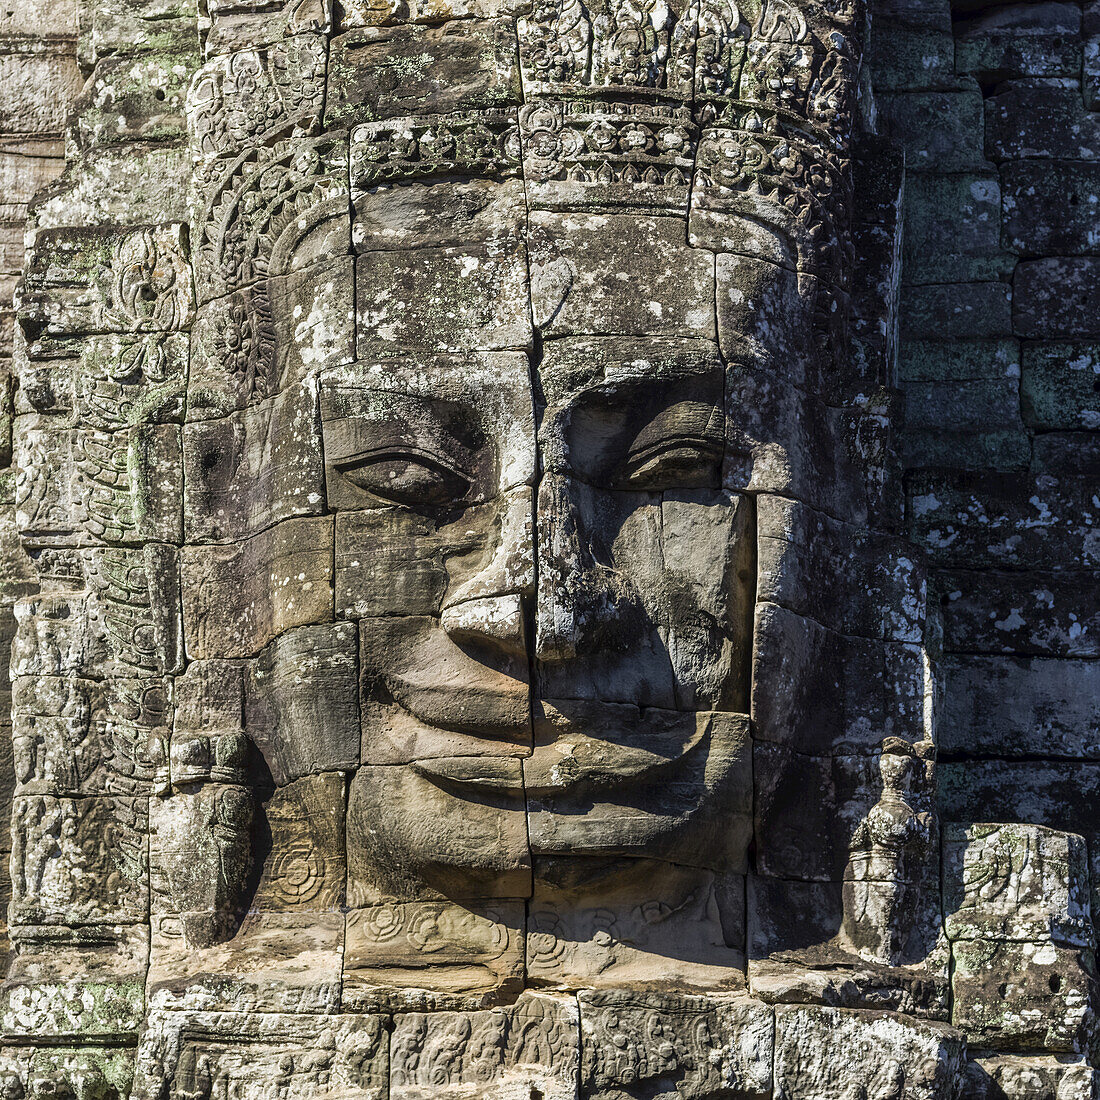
[871,0,1100,1042]
[0,0,82,964]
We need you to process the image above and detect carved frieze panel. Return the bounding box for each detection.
[344,900,526,1008]
[390,993,578,1100]
[132,1010,387,1100]
[580,990,773,1100]
[192,130,349,304]
[18,225,194,338]
[188,34,327,163]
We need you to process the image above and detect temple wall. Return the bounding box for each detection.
[0,0,81,965]
[0,0,1097,1095]
[871,0,1100,928]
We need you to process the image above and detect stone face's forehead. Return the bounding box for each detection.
[538,336,724,405]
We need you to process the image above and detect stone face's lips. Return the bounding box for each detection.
[411,705,746,797]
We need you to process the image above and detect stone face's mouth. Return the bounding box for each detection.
[409,705,741,797]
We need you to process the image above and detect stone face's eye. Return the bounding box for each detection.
[621,438,723,490]
[615,398,724,489]
[337,450,472,506]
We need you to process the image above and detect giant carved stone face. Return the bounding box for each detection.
[173,0,864,993]
[103,0,873,1004]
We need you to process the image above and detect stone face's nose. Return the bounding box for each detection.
[441,593,528,657]
[441,488,534,659]
[533,471,645,664]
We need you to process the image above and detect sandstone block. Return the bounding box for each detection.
[246,623,360,783]
[877,86,988,172]
[326,19,521,129]
[1022,342,1100,430]
[347,761,531,903]
[952,937,1096,1052]
[943,823,1091,945]
[900,282,1012,339]
[529,212,714,339]
[343,900,525,1007]
[940,655,1100,758]
[962,1055,1099,1100]
[903,173,1012,284]
[181,515,334,658]
[132,1010,387,1100]
[183,379,324,543]
[773,1005,964,1100]
[909,472,1100,570]
[942,569,1100,657]
[581,990,772,1100]
[1016,259,1100,339]
[391,993,577,1100]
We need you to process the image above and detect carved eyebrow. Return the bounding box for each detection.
[334,443,475,482]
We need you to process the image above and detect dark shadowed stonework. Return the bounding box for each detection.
[0,0,1094,1096]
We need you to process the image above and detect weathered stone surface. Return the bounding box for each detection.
[1022,342,1100,430]
[391,993,577,1100]
[580,991,772,1100]
[1,926,149,1041]
[942,570,1100,657]
[3,0,1083,1090]
[773,1005,964,1100]
[18,224,194,337]
[943,822,1091,945]
[181,516,334,658]
[952,937,1096,1052]
[938,760,1100,853]
[132,1010,388,1100]
[903,173,1012,284]
[902,376,1029,470]
[940,655,1100,759]
[10,795,147,925]
[757,494,926,642]
[877,86,988,172]
[146,911,344,1013]
[752,604,928,755]
[1034,430,1100,474]
[347,762,531,904]
[183,379,324,542]
[529,860,746,992]
[961,1055,1099,1100]
[987,80,1100,160]
[955,3,1082,79]
[247,623,360,783]
[531,213,714,339]
[1016,258,1100,339]
[70,50,195,149]
[0,41,83,135]
[356,239,532,356]
[327,20,521,129]
[866,19,955,90]
[344,900,525,1005]
[909,473,1100,570]
[901,281,1013,339]
[1004,162,1100,256]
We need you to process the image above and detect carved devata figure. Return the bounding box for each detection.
[5,0,1086,1098]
